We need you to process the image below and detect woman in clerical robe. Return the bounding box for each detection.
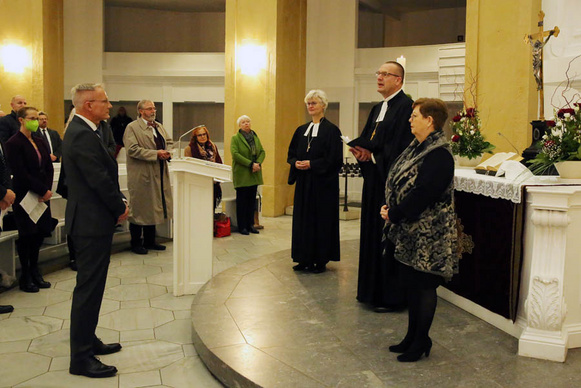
[185,125,223,209]
[5,107,55,292]
[381,98,458,362]
[287,89,343,274]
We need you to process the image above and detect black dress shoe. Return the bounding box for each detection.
[239,229,249,235]
[131,246,148,255]
[70,356,117,378]
[292,263,309,271]
[19,281,39,293]
[93,341,122,355]
[31,271,51,289]
[311,264,327,274]
[249,226,259,234]
[70,260,78,271]
[0,305,14,314]
[144,243,166,251]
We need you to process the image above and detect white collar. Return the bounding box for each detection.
[304,121,320,137]
[382,88,401,105]
[75,114,98,131]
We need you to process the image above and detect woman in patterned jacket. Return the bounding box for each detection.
[380,98,458,362]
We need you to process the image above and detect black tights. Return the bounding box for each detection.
[401,286,438,350]
[16,234,44,279]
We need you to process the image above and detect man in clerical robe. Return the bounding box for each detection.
[351,61,414,312]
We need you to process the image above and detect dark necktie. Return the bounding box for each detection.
[96,126,103,140]
[148,121,157,128]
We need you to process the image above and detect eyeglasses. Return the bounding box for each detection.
[375,71,401,79]
[141,107,156,111]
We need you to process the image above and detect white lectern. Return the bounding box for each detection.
[170,158,232,296]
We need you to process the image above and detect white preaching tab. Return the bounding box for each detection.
[20,191,48,224]
[304,122,320,137]
[375,100,388,123]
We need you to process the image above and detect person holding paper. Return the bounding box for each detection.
[381,98,458,362]
[287,90,343,273]
[352,61,414,312]
[5,106,54,293]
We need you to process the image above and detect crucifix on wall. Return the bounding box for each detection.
[524,10,559,120]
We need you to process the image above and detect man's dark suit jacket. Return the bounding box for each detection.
[62,115,126,237]
[0,111,20,143]
[34,128,63,162]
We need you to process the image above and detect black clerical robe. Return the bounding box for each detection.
[356,90,414,307]
[287,118,343,266]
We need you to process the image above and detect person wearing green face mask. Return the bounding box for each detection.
[4,106,55,293]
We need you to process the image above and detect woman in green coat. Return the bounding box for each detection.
[230,115,266,235]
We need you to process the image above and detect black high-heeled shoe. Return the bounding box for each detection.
[397,338,432,362]
[389,336,413,353]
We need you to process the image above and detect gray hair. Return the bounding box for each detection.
[237,115,251,128]
[136,100,154,117]
[71,83,103,108]
[304,89,328,111]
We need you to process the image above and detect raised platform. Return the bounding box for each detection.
[190,240,577,387]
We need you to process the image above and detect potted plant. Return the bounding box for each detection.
[528,103,581,178]
[450,107,495,166]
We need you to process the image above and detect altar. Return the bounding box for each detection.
[439,168,581,362]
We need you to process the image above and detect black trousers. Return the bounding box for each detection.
[129,223,156,247]
[235,185,257,231]
[70,234,113,362]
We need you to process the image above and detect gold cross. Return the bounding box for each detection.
[524,10,560,120]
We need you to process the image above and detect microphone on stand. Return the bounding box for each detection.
[497,132,521,154]
[177,125,206,159]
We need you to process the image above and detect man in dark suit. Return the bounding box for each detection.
[36,111,63,162]
[0,95,27,143]
[63,83,128,378]
[0,139,16,314]
[351,61,414,313]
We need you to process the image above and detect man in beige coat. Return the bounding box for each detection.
[124,100,173,254]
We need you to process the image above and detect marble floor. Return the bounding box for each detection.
[1,215,581,387]
[0,216,315,388]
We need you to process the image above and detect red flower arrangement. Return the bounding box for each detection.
[449,107,495,159]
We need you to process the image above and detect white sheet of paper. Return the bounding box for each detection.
[341,135,352,145]
[19,191,48,224]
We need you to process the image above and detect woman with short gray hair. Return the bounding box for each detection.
[230,115,266,235]
[287,90,343,273]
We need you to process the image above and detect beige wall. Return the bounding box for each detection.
[465,0,540,155]
[63,0,103,91]
[0,0,64,132]
[104,6,225,52]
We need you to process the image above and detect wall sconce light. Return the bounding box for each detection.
[237,43,267,76]
[1,44,30,74]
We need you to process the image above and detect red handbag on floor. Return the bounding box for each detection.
[214,214,231,237]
